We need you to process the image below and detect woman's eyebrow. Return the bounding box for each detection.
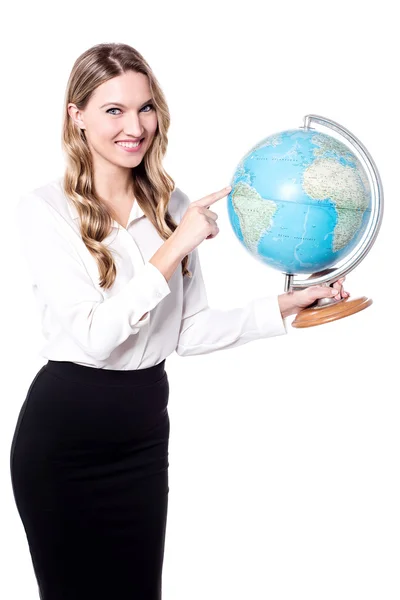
[100,98,153,109]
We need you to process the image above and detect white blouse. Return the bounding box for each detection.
[15,177,287,370]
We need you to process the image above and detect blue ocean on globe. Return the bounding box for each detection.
[227,129,372,274]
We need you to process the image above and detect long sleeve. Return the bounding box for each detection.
[16,193,171,361]
[175,242,288,358]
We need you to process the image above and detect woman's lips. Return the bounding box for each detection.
[115,139,144,153]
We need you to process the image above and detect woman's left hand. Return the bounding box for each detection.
[278,277,350,318]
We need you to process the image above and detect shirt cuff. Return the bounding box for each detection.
[144,260,172,298]
[252,294,288,338]
[129,261,171,330]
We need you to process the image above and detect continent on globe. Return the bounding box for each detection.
[231,182,277,254]
[303,157,370,252]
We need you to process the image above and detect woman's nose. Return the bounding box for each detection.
[122,112,145,137]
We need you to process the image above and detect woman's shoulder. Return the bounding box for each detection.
[17,176,68,210]
[15,176,74,227]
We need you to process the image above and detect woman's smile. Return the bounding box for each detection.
[115,139,145,152]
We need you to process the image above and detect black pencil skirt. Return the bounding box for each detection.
[9,359,170,600]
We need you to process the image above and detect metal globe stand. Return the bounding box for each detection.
[286,114,384,328]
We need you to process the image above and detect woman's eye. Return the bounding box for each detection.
[106,104,154,116]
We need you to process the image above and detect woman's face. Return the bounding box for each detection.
[68,70,158,169]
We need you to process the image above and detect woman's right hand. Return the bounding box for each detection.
[171,185,232,257]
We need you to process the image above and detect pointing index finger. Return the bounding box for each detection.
[197,186,232,208]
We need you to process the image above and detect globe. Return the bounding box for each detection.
[227,128,372,276]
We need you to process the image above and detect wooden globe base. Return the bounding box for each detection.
[291,296,373,328]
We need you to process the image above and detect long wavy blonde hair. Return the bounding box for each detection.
[61,42,191,290]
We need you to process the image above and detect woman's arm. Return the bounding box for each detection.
[16,193,172,361]
[175,245,287,357]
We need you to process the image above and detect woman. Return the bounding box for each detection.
[9,42,347,600]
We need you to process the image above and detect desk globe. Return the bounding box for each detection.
[227,115,383,327]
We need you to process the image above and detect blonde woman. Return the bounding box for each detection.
[9,42,347,600]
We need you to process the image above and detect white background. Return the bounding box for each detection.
[1,1,399,598]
